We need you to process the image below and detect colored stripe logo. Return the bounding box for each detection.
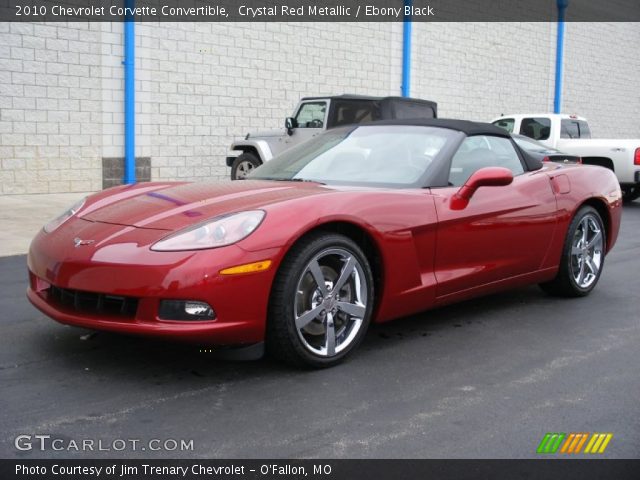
[584,433,613,454]
[537,433,612,454]
[537,433,566,453]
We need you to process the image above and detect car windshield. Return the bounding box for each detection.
[248,125,457,187]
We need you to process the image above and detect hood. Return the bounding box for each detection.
[247,128,286,139]
[80,180,331,231]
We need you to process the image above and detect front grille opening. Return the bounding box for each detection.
[48,285,139,318]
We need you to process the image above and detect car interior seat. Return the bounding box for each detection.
[521,123,536,139]
[449,148,500,186]
[340,109,356,125]
[539,126,550,139]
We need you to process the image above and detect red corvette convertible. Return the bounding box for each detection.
[27,119,622,367]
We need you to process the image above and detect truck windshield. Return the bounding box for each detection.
[248,125,457,188]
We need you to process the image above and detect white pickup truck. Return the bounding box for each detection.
[491,113,640,202]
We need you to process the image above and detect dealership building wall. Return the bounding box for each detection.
[1,21,639,195]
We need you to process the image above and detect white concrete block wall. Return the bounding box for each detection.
[0,22,106,194]
[0,21,639,194]
[134,22,399,182]
[563,22,640,138]
[412,22,556,121]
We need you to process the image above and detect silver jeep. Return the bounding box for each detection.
[227,94,437,179]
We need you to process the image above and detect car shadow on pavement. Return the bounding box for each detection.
[28,323,289,381]
[364,285,551,350]
[27,284,552,380]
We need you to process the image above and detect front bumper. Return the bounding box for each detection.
[27,286,264,345]
[226,152,240,167]
[27,224,281,346]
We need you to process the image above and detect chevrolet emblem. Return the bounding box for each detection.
[73,237,95,247]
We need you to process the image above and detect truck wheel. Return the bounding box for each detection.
[231,153,261,180]
[622,186,640,203]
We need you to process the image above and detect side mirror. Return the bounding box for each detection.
[285,117,297,135]
[450,167,513,210]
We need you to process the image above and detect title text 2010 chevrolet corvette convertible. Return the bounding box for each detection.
[27,119,622,367]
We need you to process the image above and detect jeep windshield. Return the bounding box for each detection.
[247,125,457,188]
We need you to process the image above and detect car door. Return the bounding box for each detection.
[284,100,328,149]
[431,135,558,298]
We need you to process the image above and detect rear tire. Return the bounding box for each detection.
[540,206,606,297]
[266,232,374,368]
[622,186,640,203]
[231,152,261,180]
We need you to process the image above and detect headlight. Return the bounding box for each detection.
[44,197,86,233]
[151,210,265,252]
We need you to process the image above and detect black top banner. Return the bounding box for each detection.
[2,0,640,22]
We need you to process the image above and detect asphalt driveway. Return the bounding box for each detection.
[1,203,639,459]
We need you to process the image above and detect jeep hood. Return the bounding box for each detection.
[80,180,331,231]
[246,128,286,139]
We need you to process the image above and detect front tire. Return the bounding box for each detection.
[540,206,606,297]
[267,232,374,368]
[231,152,261,180]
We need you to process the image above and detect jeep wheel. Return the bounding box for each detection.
[231,153,261,180]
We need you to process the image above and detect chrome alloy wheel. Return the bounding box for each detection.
[571,213,603,289]
[294,248,368,357]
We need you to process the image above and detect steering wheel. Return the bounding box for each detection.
[307,119,323,128]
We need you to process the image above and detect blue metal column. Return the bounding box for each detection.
[123,0,136,183]
[553,0,569,114]
[401,0,412,97]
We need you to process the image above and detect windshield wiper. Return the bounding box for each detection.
[253,177,325,185]
[290,178,326,184]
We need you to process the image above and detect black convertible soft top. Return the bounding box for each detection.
[358,117,542,171]
[366,118,511,137]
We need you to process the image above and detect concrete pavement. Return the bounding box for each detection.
[1,202,639,458]
[0,193,89,257]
